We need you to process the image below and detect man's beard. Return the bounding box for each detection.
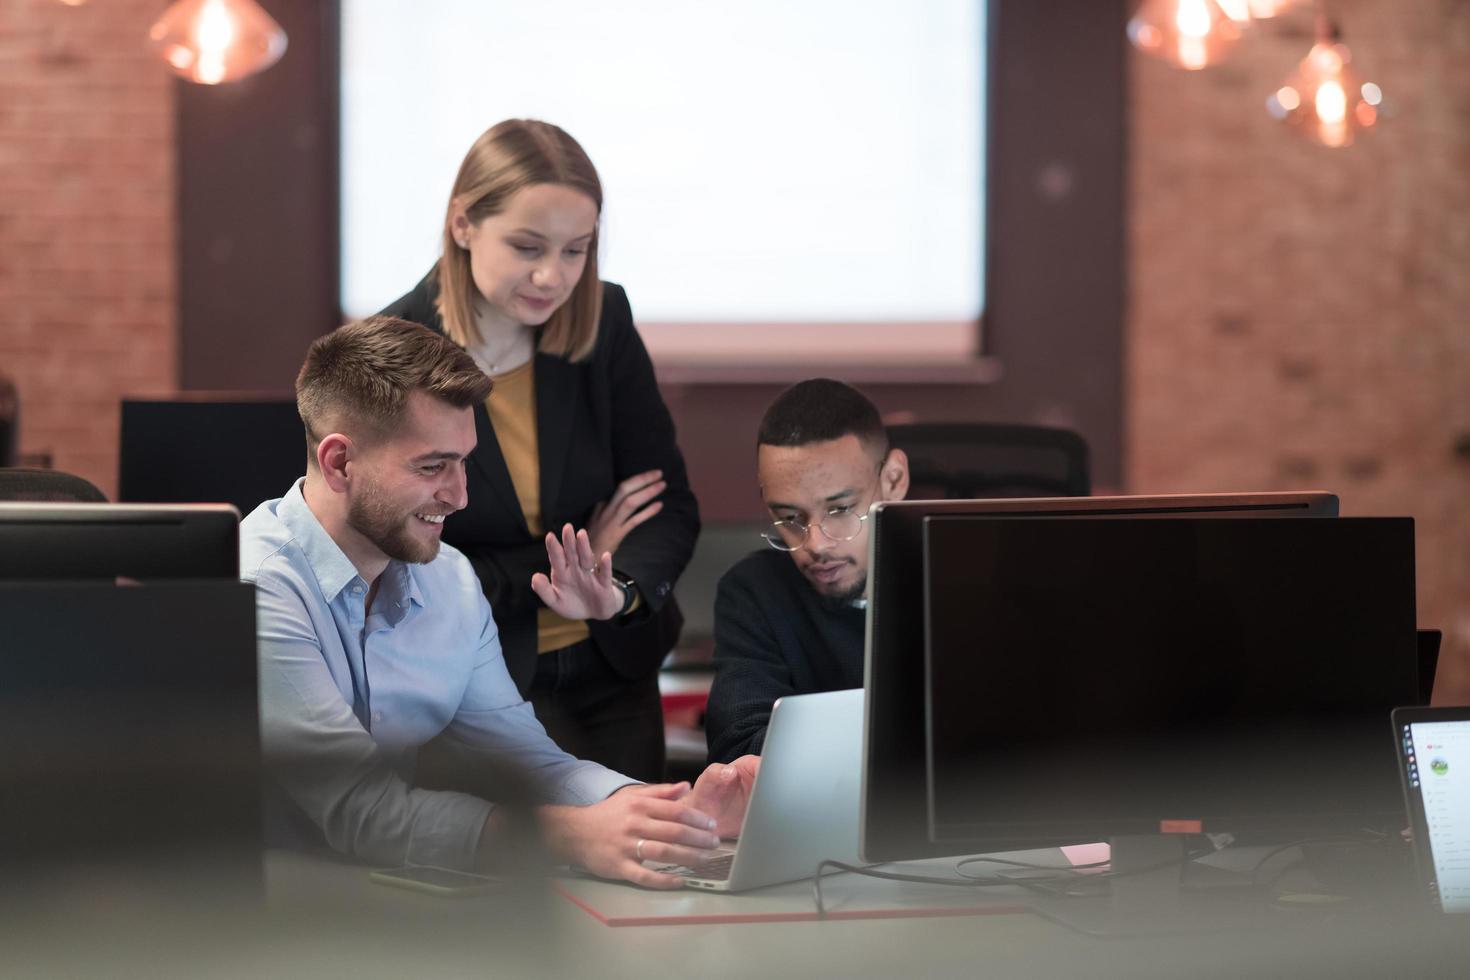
[347,477,440,565]
[815,572,868,612]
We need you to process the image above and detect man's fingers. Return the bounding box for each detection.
[624,863,686,890]
[626,781,689,800]
[635,799,720,834]
[637,839,719,870]
[638,818,721,851]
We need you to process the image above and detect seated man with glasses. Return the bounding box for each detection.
[705,378,909,763]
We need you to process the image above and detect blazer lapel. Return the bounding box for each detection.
[469,401,529,535]
[535,352,579,522]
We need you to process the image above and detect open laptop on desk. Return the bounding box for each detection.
[1394,705,1470,915]
[648,688,864,892]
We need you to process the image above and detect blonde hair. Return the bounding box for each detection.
[435,119,603,362]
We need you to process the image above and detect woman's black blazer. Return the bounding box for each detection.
[380,273,699,695]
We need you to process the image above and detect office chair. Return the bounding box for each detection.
[887,422,1090,499]
[0,374,17,467]
[0,467,108,503]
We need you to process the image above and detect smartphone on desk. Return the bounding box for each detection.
[369,865,503,897]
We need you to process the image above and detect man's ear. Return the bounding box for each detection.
[880,447,909,502]
[316,433,356,493]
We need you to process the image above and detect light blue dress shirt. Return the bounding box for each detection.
[241,479,635,870]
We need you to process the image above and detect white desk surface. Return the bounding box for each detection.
[1,849,1466,979]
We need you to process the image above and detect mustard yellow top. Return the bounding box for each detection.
[482,360,590,654]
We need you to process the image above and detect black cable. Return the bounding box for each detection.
[954,854,1110,877]
[1245,830,1389,894]
[812,833,1390,916]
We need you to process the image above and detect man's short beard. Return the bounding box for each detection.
[347,476,439,565]
[816,575,868,612]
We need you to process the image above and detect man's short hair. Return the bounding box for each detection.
[296,316,491,460]
[756,378,888,455]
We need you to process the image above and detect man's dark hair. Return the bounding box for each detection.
[296,315,491,462]
[756,378,888,455]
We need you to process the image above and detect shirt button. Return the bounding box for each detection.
[352,585,364,595]
[372,712,382,723]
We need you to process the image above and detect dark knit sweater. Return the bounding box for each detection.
[705,549,865,763]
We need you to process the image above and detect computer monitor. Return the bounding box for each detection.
[860,491,1339,864]
[924,516,1417,849]
[0,581,261,879]
[0,503,240,580]
[119,396,303,517]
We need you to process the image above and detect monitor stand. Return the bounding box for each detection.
[1029,835,1271,938]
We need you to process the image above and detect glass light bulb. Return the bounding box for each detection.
[1265,40,1380,148]
[148,0,287,86]
[1129,0,1245,71]
[1216,0,1301,21]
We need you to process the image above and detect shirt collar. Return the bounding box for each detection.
[276,478,371,603]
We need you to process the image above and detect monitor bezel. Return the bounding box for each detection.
[0,502,241,581]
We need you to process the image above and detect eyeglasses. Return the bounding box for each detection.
[761,508,870,552]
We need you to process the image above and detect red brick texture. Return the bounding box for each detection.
[1128,1,1470,701]
[0,0,176,497]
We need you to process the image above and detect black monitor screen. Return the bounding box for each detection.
[861,491,1339,863]
[0,581,261,869]
[0,503,239,580]
[923,516,1417,846]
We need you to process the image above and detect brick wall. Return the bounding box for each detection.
[0,0,175,498]
[1129,0,1470,700]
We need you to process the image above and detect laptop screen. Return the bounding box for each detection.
[1400,716,1470,913]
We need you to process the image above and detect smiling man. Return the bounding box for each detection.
[705,379,909,763]
[242,317,752,886]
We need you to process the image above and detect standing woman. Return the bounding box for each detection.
[380,119,697,782]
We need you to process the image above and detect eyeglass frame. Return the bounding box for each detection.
[760,505,872,552]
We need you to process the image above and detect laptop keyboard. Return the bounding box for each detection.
[654,849,737,881]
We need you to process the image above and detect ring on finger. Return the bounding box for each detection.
[635,838,647,862]
[585,564,599,574]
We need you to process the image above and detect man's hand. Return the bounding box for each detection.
[687,756,760,839]
[539,782,723,889]
[587,469,666,557]
[530,523,623,621]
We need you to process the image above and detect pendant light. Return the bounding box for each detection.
[1215,0,1301,22]
[148,0,287,86]
[1265,10,1381,148]
[1128,0,1246,71]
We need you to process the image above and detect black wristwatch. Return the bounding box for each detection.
[610,570,639,617]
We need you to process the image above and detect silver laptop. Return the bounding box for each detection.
[650,688,864,892]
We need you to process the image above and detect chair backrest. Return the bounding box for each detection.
[887,422,1090,500]
[119,396,303,516]
[0,375,17,468]
[0,467,108,503]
